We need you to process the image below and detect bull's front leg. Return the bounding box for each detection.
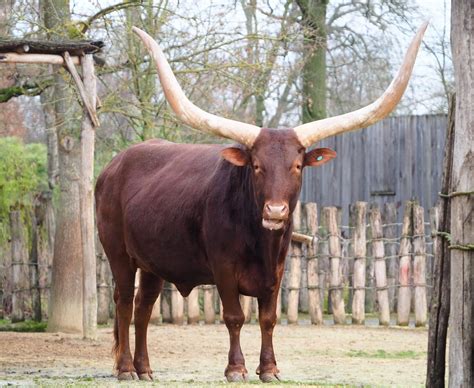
[256,289,281,382]
[217,284,248,382]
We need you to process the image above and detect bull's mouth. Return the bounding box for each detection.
[262,218,285,231]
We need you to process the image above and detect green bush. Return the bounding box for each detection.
[0,137,47,223]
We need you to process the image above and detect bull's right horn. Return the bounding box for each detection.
[132,27,261,148]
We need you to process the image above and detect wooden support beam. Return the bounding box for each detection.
[0,52,80,65]
[63,52,100,127]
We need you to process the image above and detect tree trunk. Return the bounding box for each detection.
[296,0,327,122]
[44,0,84,333]
[449,2,474,385]
[29,205,42,322]
[10,210,26,323]
[426,95,454,388]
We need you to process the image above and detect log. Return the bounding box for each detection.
[170,284,184,325]
[352,202,367,324]
[397,201,413,326]
[370,206,390,326]
[413,205,427,327]
[287,201,302,324]
[326,207,345,324]
[187,287,200,324]
[203,285,215,324]
[305,202,323,324]
[0,52,80,65]
[383,202,398,312]
[10,210,25,323]
[80,54,97,339]
[0,38,104,55]
[318,208,329,314]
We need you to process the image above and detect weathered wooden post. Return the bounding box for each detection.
[96,240,111,324]
[161,283,172,323]
[203,285,215,324]
[65,53,99,339]
[150,296,161,325]
[170,283,184,325]
[287,201,302,324]
[10,210,25,323]
[240,295,252,323]
[29,206,41,322]
[370,206,390,326]
[318,209,329,313]
[383,202,398,312]
[276,288,282,323]
[397,201,413,326]
[326,207,345,324]
[352,202,367,324]
[305,202,323,324]
[413,204,427,327]
[187,287,200,324]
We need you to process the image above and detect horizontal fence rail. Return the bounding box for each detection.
[0,200,436,327]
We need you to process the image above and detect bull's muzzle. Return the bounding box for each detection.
[262,203,289,231]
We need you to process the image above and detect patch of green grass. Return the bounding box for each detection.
[0,319,47,332]
[347,349,424,359]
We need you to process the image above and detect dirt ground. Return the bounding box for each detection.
[0,323,428,387]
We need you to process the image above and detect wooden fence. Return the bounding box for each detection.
[301,114,447,223]
[1,200,437,327]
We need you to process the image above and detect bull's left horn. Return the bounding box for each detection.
[294,22,429,148]
[132,27,261,148]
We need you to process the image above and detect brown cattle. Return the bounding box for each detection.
[95,23,428,382]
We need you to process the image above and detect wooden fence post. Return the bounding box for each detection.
[287,201,302,324]
[150,295,161,325]
[383,202,398,312]
[240,295,252,323]
[305,202,323,324]
[203,285,215,324]
[397,201,413,326]
[170,284,184,325]
[370,206,390,326]
[352,202,367,324]
[161,283,172,323]
[187,287,200,324]
[29,206,41,321]
[318,209,329,313]
[413,204,427,326]
[326,207,345,324]
[96,240,111,324]
[79,54,97,339]
[276,287,281,323]
[10,210,25,323]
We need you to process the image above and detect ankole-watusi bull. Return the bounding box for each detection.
[95,22,428,382]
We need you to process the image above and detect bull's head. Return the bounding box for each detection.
[133,23,427,231]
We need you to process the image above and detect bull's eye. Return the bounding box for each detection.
[316,156,323,161]
[253,164,260,172]
[296,164,302,171]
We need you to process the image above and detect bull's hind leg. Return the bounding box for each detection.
[133,270,163,381]
[217,283,248,382]
[111,260,138,380]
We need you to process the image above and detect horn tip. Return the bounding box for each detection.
[131,26,143,36]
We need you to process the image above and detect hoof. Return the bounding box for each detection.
[259,372,281,383]
[226,371,249,383]
[117,371,139,381]
[138,372,153,381]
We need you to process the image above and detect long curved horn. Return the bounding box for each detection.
[132,27,261,148]
[294,22,429,148]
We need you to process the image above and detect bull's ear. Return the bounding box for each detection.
[304,148,337,167]
[221,147,249,167]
